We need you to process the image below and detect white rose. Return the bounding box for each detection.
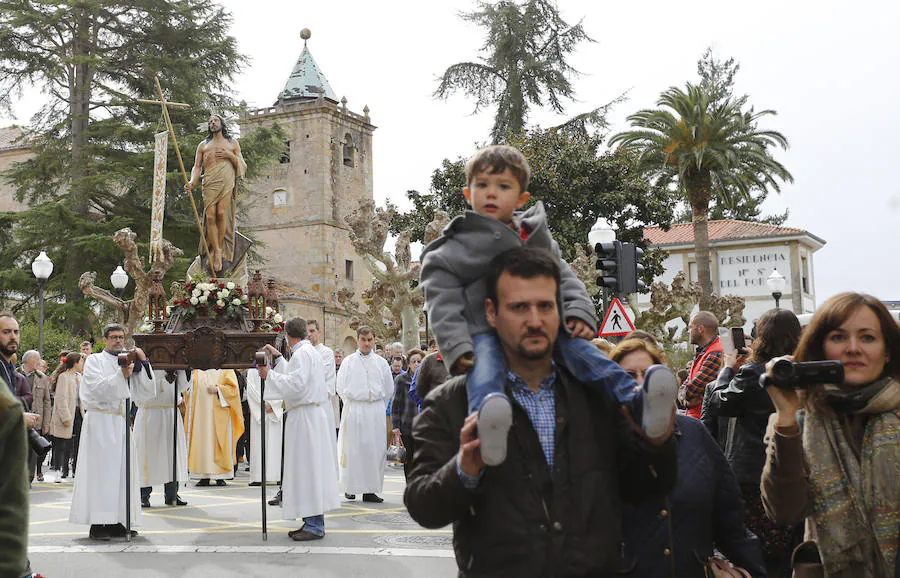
[265,306,274,315]
[165,305,172,315]
[202,290,210,298]
[242,295,249,303]
[220,289,230,298]
[192,288,201,297]
[272,313,283,324]
[232,298,241,306]
[226,282,235,290]
[190,296,199,305]
[217,300,225,307]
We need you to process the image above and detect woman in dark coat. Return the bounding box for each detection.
[704,309,802,577]
[612,339,766,578]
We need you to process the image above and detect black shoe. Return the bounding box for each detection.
[248,482,262,487]
[362,493,384,503]
[344,493,356,500]
[141,497,151,508]
[215,479,227,487]
[165,495,187,507]
[268,490,282,506]
[290,529,324,541]
[89,525,111,541]
[195,479,211,487]
[107,524,138,538]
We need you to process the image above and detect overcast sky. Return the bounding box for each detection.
[5,0,898,304]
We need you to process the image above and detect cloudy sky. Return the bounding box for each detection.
[5,0,898,304]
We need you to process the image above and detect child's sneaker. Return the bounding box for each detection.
[477,393,513,466]
[641,365,678,439]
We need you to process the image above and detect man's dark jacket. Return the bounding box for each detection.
[404,370,678,578]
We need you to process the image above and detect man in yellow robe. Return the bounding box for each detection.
[184,369,244,486]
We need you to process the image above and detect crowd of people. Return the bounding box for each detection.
[2,143,898,578]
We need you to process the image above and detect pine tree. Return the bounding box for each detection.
[0,1,284,334]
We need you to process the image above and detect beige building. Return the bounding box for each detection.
[239,35,375,353]
[641,219,826,329]
[0,126,30,213]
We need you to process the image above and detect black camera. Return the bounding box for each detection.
[28,428,52,460]
[769,359,844,389]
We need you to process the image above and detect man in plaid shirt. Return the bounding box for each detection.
[678,311,724,419]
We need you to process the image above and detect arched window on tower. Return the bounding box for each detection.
[273,188,287,207]
[343,133,355,168]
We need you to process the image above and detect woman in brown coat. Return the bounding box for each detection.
[760,293,900,578]
[49,353,82,481]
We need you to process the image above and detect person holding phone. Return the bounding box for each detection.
[760,293,900,578]
[703,309,802,577]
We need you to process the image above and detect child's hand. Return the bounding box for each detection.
[566,318,594,339]
[451,353,475,375]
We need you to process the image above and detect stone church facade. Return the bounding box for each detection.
[239,35,374,353]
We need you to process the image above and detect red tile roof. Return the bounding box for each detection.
[0,126,29,152]
[644,219,823,246]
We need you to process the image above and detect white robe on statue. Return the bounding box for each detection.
[264,339,340,520]
[69,351,156,526]
[133,370,190,488]
[246,369,283,484]
[336,349,394,495]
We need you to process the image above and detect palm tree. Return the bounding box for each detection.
[610,84,792,308]
[434,0,591,143]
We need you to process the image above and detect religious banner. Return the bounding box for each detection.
[149,131,168,263]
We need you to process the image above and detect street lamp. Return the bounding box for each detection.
[110,265,129,325]
[31,251,53,356]
[588,217,616,313]
[110,266,129,299]
[766,268,787,309]
[588,217,616,247]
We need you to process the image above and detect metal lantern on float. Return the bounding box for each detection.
[265,279,280,315]
[148,269,167,332]
[247,270,267,332]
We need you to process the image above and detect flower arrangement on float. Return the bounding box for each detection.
[168,278,248,321]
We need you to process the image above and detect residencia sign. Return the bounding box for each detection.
[716,246,791,297]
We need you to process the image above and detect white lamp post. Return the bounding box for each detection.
[31,251,53,356]
[588,217,616,247]
[110,265,129,324]
[766,268,787,309]
[110,266,129,298]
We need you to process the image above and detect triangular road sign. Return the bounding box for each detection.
[598,297,636,337]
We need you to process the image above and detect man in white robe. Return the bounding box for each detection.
[336,326,394,503]
[307,319,340,444]
[134,369,190,507]
[246,368,282,485]
[69,324,156,541]
[257,317,339,541]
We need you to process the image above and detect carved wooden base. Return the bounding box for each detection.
[134,328,277,370]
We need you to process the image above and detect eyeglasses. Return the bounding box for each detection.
[107,334,126,341]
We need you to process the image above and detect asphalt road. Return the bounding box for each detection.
[27,464,456,577]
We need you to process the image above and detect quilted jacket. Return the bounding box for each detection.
[618,415,766,578]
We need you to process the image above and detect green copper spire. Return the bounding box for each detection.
[279,29,338,103]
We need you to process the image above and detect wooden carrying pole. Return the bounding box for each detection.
[255,351,269,541]
[153,76,217,276]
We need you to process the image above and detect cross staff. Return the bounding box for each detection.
[146,76,217,276]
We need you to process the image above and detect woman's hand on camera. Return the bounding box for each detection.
[24,412,39,428]
[764,355,801,428]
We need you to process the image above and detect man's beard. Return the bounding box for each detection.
[0,341,18,358]
[514,332,552,360]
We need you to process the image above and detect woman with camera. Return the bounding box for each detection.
[48,353,82,482]
[761,293,900,578]
[704,309,802,577]
[611,338,766,578]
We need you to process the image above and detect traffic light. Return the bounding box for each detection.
[620,243,647,295]
[594,241,622,292]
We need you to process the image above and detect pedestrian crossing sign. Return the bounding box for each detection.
[598,298,635,337]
